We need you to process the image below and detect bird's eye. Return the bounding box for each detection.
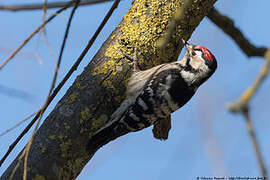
[191,51,196,56]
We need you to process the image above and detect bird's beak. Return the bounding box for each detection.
[182,38,189,47]
[182,38,192,53]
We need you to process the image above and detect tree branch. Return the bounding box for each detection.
[207,8,267,57]
[227,50,270,114]
[21,1,80,179]
[1,0,217,179]
[0,0,113,11]
[0,0,119,169]
[0,0,77,71]
[210,7,270,178]
[243,110,268,178]
[227,51,270,178]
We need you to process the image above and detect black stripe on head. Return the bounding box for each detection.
[184,56,200,74]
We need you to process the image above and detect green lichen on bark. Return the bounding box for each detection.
[93,0,216,102]
[105,0,185,69]
[1,0,217,179]
[68,92,77,104]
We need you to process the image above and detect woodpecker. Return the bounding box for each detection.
[87,40,217,149]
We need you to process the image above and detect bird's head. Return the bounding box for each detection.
[180,39,217,86]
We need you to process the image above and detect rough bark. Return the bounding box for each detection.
[1,0,217,179]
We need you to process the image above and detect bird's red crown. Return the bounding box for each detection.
[195,46,215,61]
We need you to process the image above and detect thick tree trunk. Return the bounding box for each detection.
[1,0,217,179]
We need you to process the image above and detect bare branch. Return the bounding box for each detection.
[0,0,77,71]
[22,1,81,179]
[209,8,270,178]
[243,111,268,178]
[228,50,270,114]
[0,111,38,138]
[207,8,267,57]
[0,0,120,168]
[1,1,217,178]
[0,0,112,12]
[226,32,270,179]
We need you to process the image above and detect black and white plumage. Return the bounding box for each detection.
[87,41,217,149]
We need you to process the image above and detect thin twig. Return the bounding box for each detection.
[0,0,120,168]
[9,148,26,180]
[0,0,112,11]
[42,0,48,22]
[227,52,270,179]
[209,8,269,177]
[0,0,77,71]
[22,1,80,179]
[33,0,48,65]
[0,112,40,167]
[226,38,270,179]
[243,111,268,178]
[9,0,80,178]
[41,0,48,36]
[0,111,38,138]
[34,0,49,65]
[207,8,267,57]
[228,50,270,113]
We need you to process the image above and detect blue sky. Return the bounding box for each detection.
[0,0,269,179]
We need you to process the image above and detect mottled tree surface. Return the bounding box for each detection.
[2,0,217,179]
